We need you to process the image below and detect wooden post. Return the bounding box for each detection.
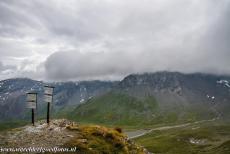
[44,85,54,124]
[32,108,34,126]
[36,93,38,111]
[47,102,50,124]
[27,92,37,126]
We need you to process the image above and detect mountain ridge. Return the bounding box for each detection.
[0,71,230,128]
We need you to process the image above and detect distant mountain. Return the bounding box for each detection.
[0,72,230,126]
[69,72,230,125]
[0,78,115,122]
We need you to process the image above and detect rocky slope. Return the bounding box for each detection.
[116,72,230,119]
[0,119,149,154]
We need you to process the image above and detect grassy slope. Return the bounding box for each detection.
[65,125,146,154]
[68,92,161,127]
[68,92,215,129]
[134,121,230,154]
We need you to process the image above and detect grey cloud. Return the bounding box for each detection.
[44,50,135,80]
[0,1,42,38]
[43,0,230,80]
[0,61,16,72]
[0,0,230,80]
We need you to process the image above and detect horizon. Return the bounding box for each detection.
[1,70,230,82]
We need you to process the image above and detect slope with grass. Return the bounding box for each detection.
[68,91,219,128]
[68,92,160,127]
[134,121,230,154]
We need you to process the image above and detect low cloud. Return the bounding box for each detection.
[0,0,230,80]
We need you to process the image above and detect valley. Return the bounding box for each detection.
[133,120,230,154]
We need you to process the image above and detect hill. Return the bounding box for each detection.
[69,92,158,127]
[0,119,148,154]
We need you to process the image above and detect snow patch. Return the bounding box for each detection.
[80,99,85,103]
[189,138,206,145]
[206,94,215,100]
[217,80,230,88]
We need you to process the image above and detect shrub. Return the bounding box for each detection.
[114,127,123,133]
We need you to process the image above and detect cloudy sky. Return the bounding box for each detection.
[0,0,229,81]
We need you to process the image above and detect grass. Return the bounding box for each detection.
[68,92,159,127]
[64,124,146,154]
[134,121,230,154]
[0,120,27,131]
[67,92,217,129]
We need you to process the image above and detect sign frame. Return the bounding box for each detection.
[26,92,37,109]
[26,92,37,126]
[44,85,55,124]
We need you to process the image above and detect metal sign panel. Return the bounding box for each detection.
[44,95,52,103]
[26,93,37,109]
[44,86,53,95]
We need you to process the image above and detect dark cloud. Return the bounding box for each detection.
[0,0,230,80]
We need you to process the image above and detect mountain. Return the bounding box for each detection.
[0,78,115,122]
[69,72,230,126]
[0,72,230,128]
[69,92,158,126]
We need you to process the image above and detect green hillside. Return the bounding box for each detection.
[68,92,159,126]
[68,92,217,127]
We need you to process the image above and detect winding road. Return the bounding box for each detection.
[126,118,217,139]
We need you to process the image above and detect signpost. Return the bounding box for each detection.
[44,85,54,124]
[26,92,37,126]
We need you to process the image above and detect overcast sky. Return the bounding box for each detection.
[0,0,229,81]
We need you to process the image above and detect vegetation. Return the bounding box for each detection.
[68,92,215,129]
[0,120,27,131]
[68,92,159,127]
[64,124,146,154]
[134,121,230,154]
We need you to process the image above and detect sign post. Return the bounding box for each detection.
[26,92,37,126]
[44,85,54,124]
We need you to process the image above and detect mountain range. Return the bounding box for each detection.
[0,72,230,127]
